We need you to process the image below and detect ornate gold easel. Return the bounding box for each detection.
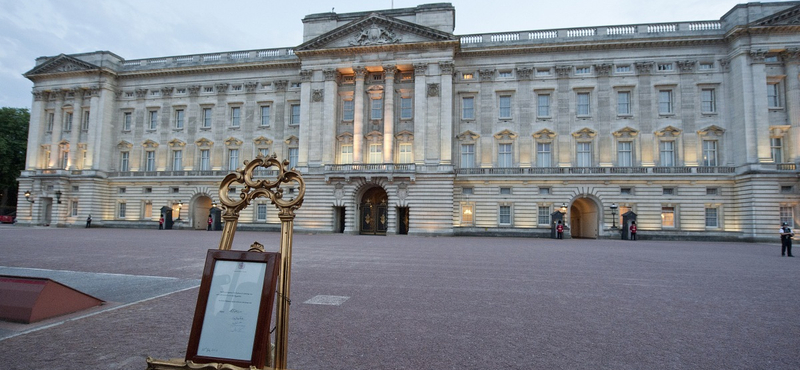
[147,154,304,370]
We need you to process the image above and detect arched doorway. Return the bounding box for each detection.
[569,198,599,239]
[360,187,388,235]
[192,196,212,230]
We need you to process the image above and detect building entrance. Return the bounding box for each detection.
[192,196,212,230]
[569,198,599,239]
[360,187,388,235]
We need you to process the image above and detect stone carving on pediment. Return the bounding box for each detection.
[324,69,339,81]
[195,138,214,147]
[117,140,133,149]
[253,136,273,146]
[54,62,84,73]
[224,137,243,147]
[516,67,533,80]
[456,130,480,142]
[135,88,148,98]
[395,130,414,142]
[750,49,768,63]
[635,62,654,75]
[364,130,383,141]
[769,125,791,137]
[334,182,344,200]
[413,63,427,75]
[718,59,731,71]
[142,139,159,148]
[78,143,87,150]
[336,132,353,144]
[782,48,800,62]
[284,135,299,146]
[572,127,597,140]
[160,87,174,96]
[349,22,402,46]
[655,125,682,137]
[114,90,123,99]
[697,125,725,137]
[494,129,518,141]
[594,64,612,76]
[168,138,186,148]
[300,69,313,82]
[427,83,439,97]
[755,6,800,26]
[89,86,100,98]
[215,83,229,93]
[478,69,495,81]
[397,181,408,201]
[58,139,70,148]
[188,85,201,95]
[245,81,258,92]
[51,89,65,100]
[677,60,696,72]
[367,85,384,99]
[439,62,454,75]
[612,127,639,138]
[555,66,571,78]
[312,89,324,102]
[532,128,557,141]
[32,90,44,101]
[274,80,288,91]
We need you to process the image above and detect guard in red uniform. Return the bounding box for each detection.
[556,220,564,239]
[629,221,637,240]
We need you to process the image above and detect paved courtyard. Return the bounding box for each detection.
[1,225,799,369]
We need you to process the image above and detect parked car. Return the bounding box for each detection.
[0,212,16,224]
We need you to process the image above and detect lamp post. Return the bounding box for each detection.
[560,202,567,213]
[610,203,618,229]
[55,190,62,204]
[176,200,183,221]
[24,190,34,204]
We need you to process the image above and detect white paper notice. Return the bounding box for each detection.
[196,260,267,361]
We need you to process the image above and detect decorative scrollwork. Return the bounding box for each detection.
[218,153,305,219]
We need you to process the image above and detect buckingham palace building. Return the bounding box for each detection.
[17,1,800,241]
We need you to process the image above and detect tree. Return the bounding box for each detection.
[0,107,30,214]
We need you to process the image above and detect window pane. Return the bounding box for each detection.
[400,97,413,119]
[340,144,353,164]
[202,108,212,128]
[461,144,474,168]
[537,94,550,117]
[123,112,131,131]
[659,90,672,114]
[175,110,184,129]
[231,107,240,127]
[780,206,794,226]
[661,206,675,228]
[200,150,210,170]
[369,144,382,164]
[577,142,592,167]
[577,93,590,115]
[701,89,716,113]
[172,150,182,170]
[702,140,717,166]
[257,204,267,221]
[118,203,126,218]
[399,143,412,163]
[499,96,511,119]
[228,149,239,170]
[768,84,780,108]
[705,208,718,227]
[288,148,298,169]
[462,97,474,119]
[146,151,155,171]
[291,104,300,125]
[536,142,551,167]
[120,152,129,171]
[260,106,270,126]
[617,92,630,115]
[499,206,511,225]
[342,99,354,121]
[617,141,632,167]
[660,141,675,166]
[538,206,551,225]
[498,143,512,167]
[371,99,383,120]
[771,138,783,163]
[149,111,158,130]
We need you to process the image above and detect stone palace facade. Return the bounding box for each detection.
[17,2,800,240]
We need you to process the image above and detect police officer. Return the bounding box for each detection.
[780,222,794,257]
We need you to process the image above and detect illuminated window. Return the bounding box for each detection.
[661,206,675,228]
[399,143,412,163]
[340,144,353,164]
[368,144,382,164]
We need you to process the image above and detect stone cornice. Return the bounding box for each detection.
[117,60,301,79]
[457,37,725,58]
[294,40,459,58]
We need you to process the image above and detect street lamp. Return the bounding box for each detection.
[24,190,35,204]
[560,202,567,213]
[610,203,618,229]
[55,190,62,204]
[176,200,183,221]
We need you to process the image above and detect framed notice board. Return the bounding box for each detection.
[185,249,281,368]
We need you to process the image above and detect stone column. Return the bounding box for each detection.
[298,69,313,168]
[784,49,800,161]
[69,87,84,169]
[413,63,427,164]
[383,65,396,163]
[749,51,771,163]
[635,62,655,166]
[439,61,454,165]
[49,90,65,168]
[353,67,367,163]
[678,60,698,166]
[27,90,47,169]
[322,69,340,165]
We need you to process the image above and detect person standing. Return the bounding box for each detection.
[556,220,564,239]
[780,222,794,257]
[159,214,164,230]
[629,221,637,240]
[207,215,213,231]
[85,214,92,228]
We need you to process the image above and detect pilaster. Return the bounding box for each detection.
[298,69,313,167]
[383,65,396,163]
[322,69,340,165]
[69,87,84,169]
[413,63,428,164]
[439,61,453,165]
[354,67,366,163]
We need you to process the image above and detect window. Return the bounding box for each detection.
[617,92,631,115]
[143,202,152,219]
[539,187,550,195]
[71,200,78,217]
[172,150,182,170]
[123,112,131,131]
[537,94,550,117]
[765,55,779,63]
[340,144,353,164]
[461,204,474,225]
[705,208,718,227]
[119,187,126,194]
[660,141,675,166]
[702,140,718,166]
[145,187,152,193]
[658,90,673,114]
[499,205,512,225]
[120,152,130,171]
[781,186,794,194]
[499,96,512,119]
[701,89,716,113]
[538,206,551,225]
[260,106,271,127]
[575,67,590,75]
[202,108,212,128]
[771,137,783,163]
[64,112,73,131]
[118,203,127,219]
[619,205,630,226]
[145,151,155,171]
[400,97,413,119]
[149,111,158,130]
[370,99,383,120]
[290,104,300,125]
[461,144,475,168]
[498,70,512,78]
[535,69,551,77]
[47,113,54,132]
[175,109,184,129]
[617,141,632,167]
[657,63,673,71]
[780,206,794,226]
[768,83,781,108]
[257,204,267,221]
[368,144,382,164]
[577,142,592,167]
[228,149,239,170]
[500,187,511,195]
[230,107,241,127]
[661,206,675,228]
[536,142,552,167]
[498,143,512,167]
[663,188,674,195]
[616,65,631,73]
[462,97,475,120]
[621,188,632,195]
[399,143,412,163]
[462,187,473,195]
[462,73,474,80]
[577,92,590,116]
[61,151,69,169]
[82,111,90,131]
[706,188,719,195]
[200,149,210,171]
[342,99,354,121]
[699,62,714,70]
[288,147,298,169]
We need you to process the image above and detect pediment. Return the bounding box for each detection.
[117,140,133,149]
[494,129,518,141]
[752,5,800,26]
[697,125,725,137]
[168,138,186,148]
[456,130,480,141]
[533,128,557,140]
[296,13,456,53]
[572,127,597,140]
[612,127,639,138]
[253,136,273,146]
[655,125,682,137]
[25,54,100,77]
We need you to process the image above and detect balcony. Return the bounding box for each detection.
[455,166,737,176]
[323,163,416,182]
